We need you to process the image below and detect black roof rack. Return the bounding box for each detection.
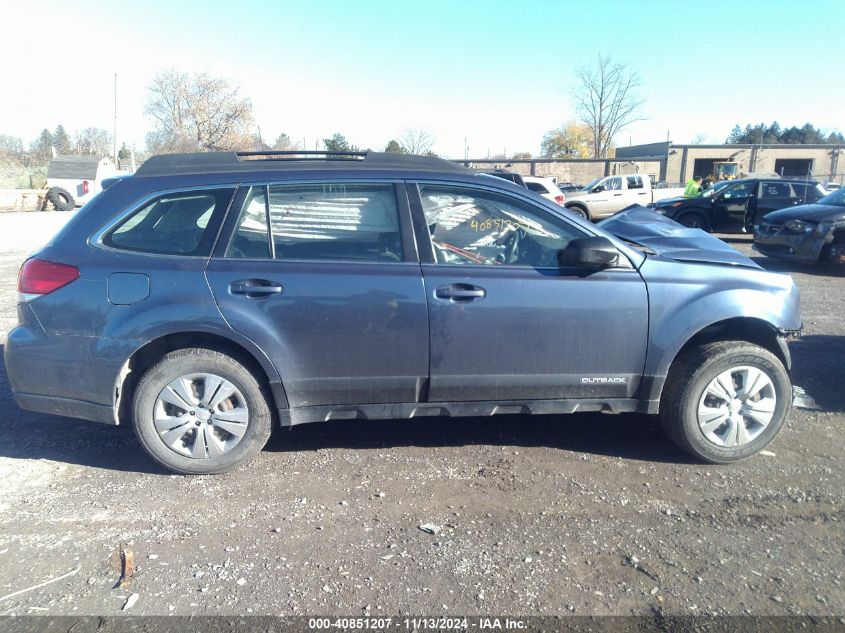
[237,150,366,161]
[135,151,472,178]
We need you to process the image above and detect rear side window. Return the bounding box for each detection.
[790,183,823,202]
[104,188,233,256]
[227,183,403,263]
[526,182,549,194]
[626,176,643,189]
[760,182,790,199]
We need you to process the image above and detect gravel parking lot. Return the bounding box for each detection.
[0,222,843,618]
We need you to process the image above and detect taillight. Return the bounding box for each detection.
[555,195,565,204]
[18,258,80,296]
[82,180,90,194]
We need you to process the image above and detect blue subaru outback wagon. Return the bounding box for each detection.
[6,151,802,473]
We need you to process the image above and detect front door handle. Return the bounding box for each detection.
[435,284,486,302]
[230,279,283,297]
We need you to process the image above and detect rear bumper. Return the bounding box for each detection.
[5,322,135,425]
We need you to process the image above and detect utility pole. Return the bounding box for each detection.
[113,72,118,161]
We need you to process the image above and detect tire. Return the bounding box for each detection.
[659,341,791,463]
[132,348,272,474]
[674,211,710,231]
[566,205,590,221]
[675,211,710,233]
[46,186,75,211]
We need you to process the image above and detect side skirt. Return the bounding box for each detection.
[278,398,657,427]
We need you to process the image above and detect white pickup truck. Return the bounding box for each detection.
[563,174,685,220]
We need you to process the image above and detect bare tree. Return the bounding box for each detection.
[574,56,644,159]
[74,127,113,156]
[144,70,255,153]
[0,134,24,154]
[399,128,434,155]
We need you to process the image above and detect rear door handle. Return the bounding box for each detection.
[435,284,486,302]
[230,279,283,297]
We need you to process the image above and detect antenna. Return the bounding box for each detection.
[113,72,117,160]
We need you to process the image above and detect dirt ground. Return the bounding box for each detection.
[0,233,843,618]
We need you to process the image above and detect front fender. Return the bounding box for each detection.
[641,257,800,380]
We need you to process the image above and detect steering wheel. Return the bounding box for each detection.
[504,229,521,264]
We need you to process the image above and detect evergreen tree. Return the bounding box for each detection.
[384,140,405,153]
[32,128,54,156]
[53,124,71,154]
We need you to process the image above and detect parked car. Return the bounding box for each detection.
[523,176,566,205]
[6,151,801,474]
[650,177,828,233]
[44,155,122,210]
[556,182,583,193]
[753,186,845,264]
[563,174,685,220]
[824,182,841,193]
[478,169,526,187]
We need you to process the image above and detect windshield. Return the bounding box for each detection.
[818,188,845,207]
[582,178,603,191]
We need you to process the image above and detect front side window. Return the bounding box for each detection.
[605,177,622,191]
[228,183,403,262]
[722,182,752,199]
[419,185,587,267]
[104,188,233,255]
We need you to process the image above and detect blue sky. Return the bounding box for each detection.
[2,0,843,157]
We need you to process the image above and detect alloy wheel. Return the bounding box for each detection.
[696,366,776,448]
[153,373,249,459]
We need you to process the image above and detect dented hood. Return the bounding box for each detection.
[598,206,761,269]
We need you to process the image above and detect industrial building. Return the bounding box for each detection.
[461,142,844,187]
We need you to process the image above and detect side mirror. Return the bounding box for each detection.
[592,185,605,193]
[559,236,620,269]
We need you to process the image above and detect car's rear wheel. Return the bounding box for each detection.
[132,348,272,474]
[660,341,791,463]
[565,205,590,221]
[675,211,710,231]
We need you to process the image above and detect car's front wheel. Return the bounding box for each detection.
[132,348,272,474]
[565,205,590,220]
[675,211,710,231]
[660,341,791,463]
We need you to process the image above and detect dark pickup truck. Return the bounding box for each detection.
[650,178,828,232]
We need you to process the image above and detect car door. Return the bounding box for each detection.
[626,175,649,205]
[409,182,648,403]
[752,180,792,225]
[205,182,429,408]
[713,180,754,230]
[592,176,624,218]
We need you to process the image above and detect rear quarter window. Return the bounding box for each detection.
[103,188,234,256]
[526,182,549,194]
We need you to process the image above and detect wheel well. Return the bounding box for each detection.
[114,332,279,425]
[673,317,787,372]
[675,208,710,226]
